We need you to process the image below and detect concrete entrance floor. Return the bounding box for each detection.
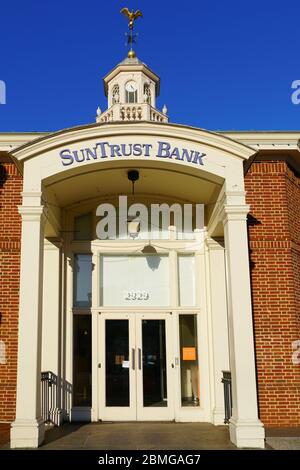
[40,422,237,450]
[3,422,300,450]
[2,422,237,450]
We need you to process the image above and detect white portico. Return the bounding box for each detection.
[9,55,265,449]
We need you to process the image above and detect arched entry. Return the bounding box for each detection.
[9,122,265,449]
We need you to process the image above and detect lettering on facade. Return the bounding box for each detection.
[59,141,206,167]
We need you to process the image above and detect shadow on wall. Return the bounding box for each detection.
[0,163,8,189]
[247,213,262,271]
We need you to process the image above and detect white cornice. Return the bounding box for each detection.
[0,133,49,151]
[8,122,256,163]
[219,131,300,150]
[2,128,300,158]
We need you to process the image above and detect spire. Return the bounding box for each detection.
[120,7,143,59]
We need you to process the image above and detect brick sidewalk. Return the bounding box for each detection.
[266,427,300,450]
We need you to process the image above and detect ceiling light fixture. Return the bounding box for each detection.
[127,170,139,195]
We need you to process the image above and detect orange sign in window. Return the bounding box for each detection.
[182,347,196,361]
[115,355,125,365]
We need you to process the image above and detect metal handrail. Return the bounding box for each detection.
[221,370,232,424]
[41,371,57,423]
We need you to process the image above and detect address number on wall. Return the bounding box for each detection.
[124,291,149,301]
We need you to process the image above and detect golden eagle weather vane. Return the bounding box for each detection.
[120,7,143,58]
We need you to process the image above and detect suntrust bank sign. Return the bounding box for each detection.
[59,141,206,167]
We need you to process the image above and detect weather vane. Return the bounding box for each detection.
[120,7,143,58]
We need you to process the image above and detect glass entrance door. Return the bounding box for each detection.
[136,314,174,420]
[105,319,131,407]
[99,313,174,421]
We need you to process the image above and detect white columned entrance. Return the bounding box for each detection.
[221,192,265,448]
[10,194,46,448]
[9,120,259,448]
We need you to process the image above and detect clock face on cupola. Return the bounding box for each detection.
[125,81,137,92]
[125,80,138,104]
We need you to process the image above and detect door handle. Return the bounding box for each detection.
[138,348,142,370]
[132,348,135,370]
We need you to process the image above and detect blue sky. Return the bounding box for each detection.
[0,0,300,132]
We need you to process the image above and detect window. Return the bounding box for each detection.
[112,84,120,104]
[73,315,91,406]
[179,314,200,406]
[73,254,92,308]
[143,84,151,104]
[100,255,170,307]
[178,255,196,306]
[125,90,137,103]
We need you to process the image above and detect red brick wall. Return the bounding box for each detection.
[245,160,300,427]
[0,160,22,422]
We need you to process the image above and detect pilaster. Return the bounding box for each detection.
[220,193,265,448]
[11,200,47,448]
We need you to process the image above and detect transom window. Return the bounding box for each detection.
[72,252,197,309]
[100,254,170,307]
